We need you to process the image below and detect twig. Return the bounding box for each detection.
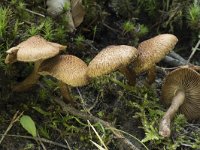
[88,93,100,112]
[156,66,179,75]
[54,98,141,150]
[37,133,47,150]
[163,56,186,67]
[0,111,23,144]
[88,120,108,150]
[168,51,187,63]
[76,88,92,115]
[102,22,121,33]
[25,8,45,18]
[187,39,200,63]
[83,40,99,51]
[64,139,73,150]
[0,134,68,148]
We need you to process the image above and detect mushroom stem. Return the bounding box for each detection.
[147,65,156,84]
[59,81,74,104]
[12,60,42,92]
[119,67,136,86]
[159,90,185,137]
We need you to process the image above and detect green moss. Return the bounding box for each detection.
[186,3,200,30]
[0,7,11,39]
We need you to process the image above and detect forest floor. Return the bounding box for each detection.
[0,0,200,150]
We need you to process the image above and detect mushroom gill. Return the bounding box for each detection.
[159,67,200,137]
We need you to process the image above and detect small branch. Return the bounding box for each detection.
[0,111,23,144]
[187,39,200,64]
[162,56,186,67]
[37,133,47,150]
[168,51,187,63]
[102,22,121,33]
[0,134,68,148]
[25,8,45,18]
[54,98,140,150]
[64,139,73,150]
[156,66,168,75]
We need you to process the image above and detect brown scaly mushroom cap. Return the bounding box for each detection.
[134,34,178,74]
[87,45,138,78]
[39,55,89,87]
[161,67,200,120]
[5,35,66,63]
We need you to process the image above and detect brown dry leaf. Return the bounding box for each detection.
[71,0,85,27]
[67,0,85,32]
[66,11,76,32]
[46,0,85,32]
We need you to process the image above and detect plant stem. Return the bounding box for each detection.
[147,65,156,84]
[59,81,74,104]
[159,90,185,137]
[119,66,136,86]
[12,60,42,92]
[187,39,200,64]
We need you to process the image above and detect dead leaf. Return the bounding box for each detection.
[47,0,85,32]
[71,0,85,27]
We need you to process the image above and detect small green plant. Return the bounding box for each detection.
[75,35,85,47]
[186,3,200,29]
[0,7,11,39]
[43,18,54,40]
[54,26,66,41]
[20,115,37,137]
[122,21,135,35]
[27,22,44,37]
[12,19,19,37]
[16,1,29,19]
[63,1,71,13]
[129,94,162,143]
[137,24,149,37]
[111,0,134,18]
[136,0,159,17]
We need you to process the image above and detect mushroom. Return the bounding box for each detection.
[5,35,66,92]
[87,45,138,85]
[159,67,200,137]
[132,34,178,84]
[38,55,89,104]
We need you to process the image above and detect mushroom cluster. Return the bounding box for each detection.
[7,33,200,139]
[5,33,179,97]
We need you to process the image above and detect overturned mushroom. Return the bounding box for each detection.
[132,34,178,84]
[5,35,66,92]
[38,55,89,104]
[159,67,200,137]
[87,45,138,85]
[47,0,70,17]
